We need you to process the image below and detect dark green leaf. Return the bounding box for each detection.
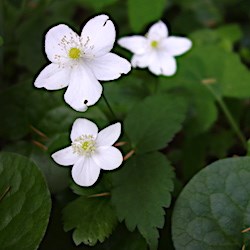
[75,0,118,11]
[172,157,250,249]
[0,36,3,46]
[63,196,118,246]
[128,0,166,32]
[3,141,70,194]
[174,45,250,98]
[111,152,174,250]
[124,94,187,154]
[0,152,51,250]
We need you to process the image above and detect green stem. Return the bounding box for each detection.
[204,83,247,150]
[103,94,117,120]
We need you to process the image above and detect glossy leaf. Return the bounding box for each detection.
[0,152,51,250]
[172,157,250,249]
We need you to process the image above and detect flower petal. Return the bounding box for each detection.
[96,123,121,147]
[88,53,131,81]
[45,24,80,63]
[34,63,70,90]
[131,52,153,68]
[147,21,168,40]
[70,118,98,141]
[51,146,80,166]
[72,157,100,187]
[64,64,102,111]
[148,51,177,76]
[81,15,115,57]
[118,36,148,55]
[93,146,123,170]
[162,36,192,56]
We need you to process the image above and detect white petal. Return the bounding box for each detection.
[52,146,80,166]
[147,21,168,40]
[87,53,131,81]
[96,123,121,147]
[70,118,98,141]
[81,15,115,57]
[45,24,80,63]
[93,146,123,170]
[148,51,177,76]
[162,36,192,56]
[72,157,100,187]
[34,63,70,90]
[118,36,148,55]
[131,52,153,68]
[64,64,102,111]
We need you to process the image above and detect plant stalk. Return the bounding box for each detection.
[204,83,247,150]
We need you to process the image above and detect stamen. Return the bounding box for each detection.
[151,40,158,48]
[72,135,96,156]
[68,47,81,59]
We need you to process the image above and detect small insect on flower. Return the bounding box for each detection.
[34,14,131,112]
[118,20,192,76]
[52,118,123,187]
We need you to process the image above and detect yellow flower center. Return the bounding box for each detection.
[72,135,96,156]
[81,141,95,152]
[68,47,81,59]
[151,40,158,48]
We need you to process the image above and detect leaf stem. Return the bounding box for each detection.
[204,83,247,150]
[0,186,11,202]
[87,192,110,198]
[103,94,117,120]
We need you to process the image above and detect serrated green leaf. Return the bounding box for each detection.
[172,157,250,250]
[124,94,187,154]
[0,152,51,250]
[128,0,166,32]
[63,196,118,246]
[159,73,218,135]
[111,152,174,250]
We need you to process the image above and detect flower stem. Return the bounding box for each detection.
[103,94,117,120]
[203,83,247,150]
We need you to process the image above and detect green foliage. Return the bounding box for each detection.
[75,0,118,11]
[0,152,51,250]
[175,45,250,98]
[172,157,250,249]
[2,0,250,249]
[124,94,187,154]
[63,196,118,246]
[111,152,174,250]
[0,36,3,46]
[128,0,166,32]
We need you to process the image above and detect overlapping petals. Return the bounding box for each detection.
[34,14,131,112]
[52,118,123,187]
[118,20,192,76]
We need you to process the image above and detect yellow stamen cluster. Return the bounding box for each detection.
[72,135,96,156]
[68,47,81,59]
[151,40,158,48]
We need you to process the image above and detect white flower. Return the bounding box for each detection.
[34,15,131,112]
[52,118,123,187]
[118,21,192,76]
